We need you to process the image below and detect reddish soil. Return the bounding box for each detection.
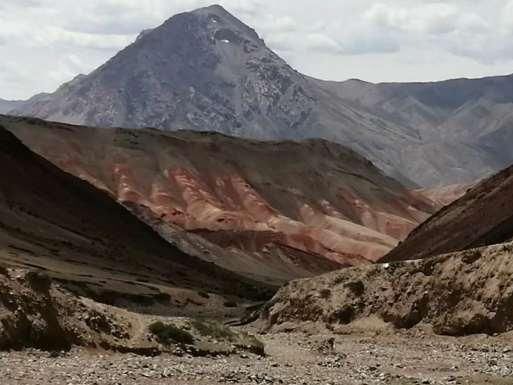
[2,116,436,278]
[0,122,270,301]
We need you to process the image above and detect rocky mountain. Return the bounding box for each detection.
[11,4,434,187]
[12,4,513,187]
[318,76,513,186]
[382,165,513,263]
[0,98,24,114]
[0,121,269,303]
[1,115,436,283]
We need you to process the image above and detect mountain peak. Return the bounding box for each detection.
[190,3,261,43]
[193,4,230,15]
[190,4,255,27]
[145,3,262,50]
[15,1,310,134]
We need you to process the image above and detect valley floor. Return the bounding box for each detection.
[4,327,513,385]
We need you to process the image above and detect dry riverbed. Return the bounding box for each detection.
[3,326,513,385]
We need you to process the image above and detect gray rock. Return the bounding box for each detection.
[12,5,513,188]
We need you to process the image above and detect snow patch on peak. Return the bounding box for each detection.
[136,29,154,41]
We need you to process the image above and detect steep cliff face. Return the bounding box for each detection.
[3,116,436,277]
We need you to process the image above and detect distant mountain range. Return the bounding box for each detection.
[0,98,24,114]
[5,4,513,187]
[318,77,513,186]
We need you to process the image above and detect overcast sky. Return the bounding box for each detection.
[2,0,513,99]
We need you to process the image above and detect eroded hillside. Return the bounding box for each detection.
[2,116,436,281]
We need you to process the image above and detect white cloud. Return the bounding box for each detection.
[364,2,459,35]
[306,33,341,53]
[458,13,489,34]
[501,0,513,32]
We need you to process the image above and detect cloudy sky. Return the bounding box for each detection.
[2,0,513,99]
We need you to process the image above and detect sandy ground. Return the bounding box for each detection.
[3,327,513,385]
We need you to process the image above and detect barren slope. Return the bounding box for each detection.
[318,76,513,186]
[383,165,513,263]
[414,183,472,207]
[263,242,513,336]
[0,122,270,303]
[2,116,435,275]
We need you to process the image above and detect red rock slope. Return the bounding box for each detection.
[2,116,436,273]
[0,122,268,301]
[383,165,513,262]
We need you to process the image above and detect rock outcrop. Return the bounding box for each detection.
[262,242,513,336]
[0,268,264,355]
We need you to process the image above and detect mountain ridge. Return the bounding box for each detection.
[0,98,24,114]
[382,164,513,263]
[12,4,513,188]
[1,115,437,281]
[0,120,269,302]
[11,4,421,186]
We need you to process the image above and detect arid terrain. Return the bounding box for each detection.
[263,243,513,335]
[3,261,513,385]
[0,122,273,325]
[4,329,513,385]
[3,3,513,385]
[1,115,437,283]
[383,165,513,262]
[5,245,513,385]
[2,102,513,385]
[414,184,471,208]
[3,114,513,384]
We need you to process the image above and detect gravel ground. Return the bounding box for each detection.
[3,328,513,385]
